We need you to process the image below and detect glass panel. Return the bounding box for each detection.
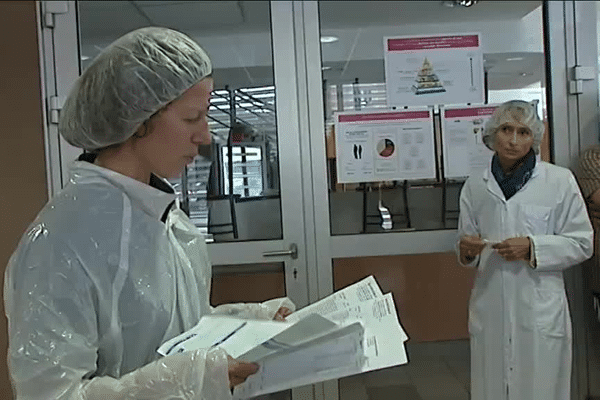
[77,0,282,243]
[319,0,549,235]
[334,253,474,399]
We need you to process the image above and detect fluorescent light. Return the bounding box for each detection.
[506,57,524,61]
[320,36,338,44]
[80,55,90,61]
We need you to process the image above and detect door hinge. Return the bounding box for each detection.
[569,66,596,95]
[48,96,65,125]
[43,1,69,29]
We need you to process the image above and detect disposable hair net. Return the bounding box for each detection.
[59,27,212,151]
[482,100,545,154]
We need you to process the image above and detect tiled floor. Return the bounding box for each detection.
[339,340,470,400]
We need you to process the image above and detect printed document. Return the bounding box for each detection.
[158,275,409,398]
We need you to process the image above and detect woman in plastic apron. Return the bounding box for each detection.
[4,27,294,400]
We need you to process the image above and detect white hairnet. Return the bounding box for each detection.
[59,27,212,151]
[482,100,545,154]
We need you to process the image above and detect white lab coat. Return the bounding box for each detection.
[4,161,294,400]
[457,160,593,400]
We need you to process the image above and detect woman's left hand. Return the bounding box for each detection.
[492,237,531,262]
[273,307,292,321]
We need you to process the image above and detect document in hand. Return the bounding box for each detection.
[157,276,409,398]
[281,276,409,374]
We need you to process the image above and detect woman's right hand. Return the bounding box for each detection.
[459,235,486,263]
[227,355,259,388]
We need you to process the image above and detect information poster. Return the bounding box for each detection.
[384,33,484,107]
[335,109,436,184]
[441,104,499,179]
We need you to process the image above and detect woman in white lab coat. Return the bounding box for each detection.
[4,27,293,400]
[457,100,593,400]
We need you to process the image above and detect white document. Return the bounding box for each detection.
[384,33,484,107]
[158,276,409,398]
[284,275,383,324]
[158,315,293,358]
[357,293,409,370]
[273,276,409,375]
[233,321,366,399]
[441,104,498,179]
[334,109,436,183]
[238,313,339,362]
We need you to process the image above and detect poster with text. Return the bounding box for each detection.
[441,104,499,179]
[384,33,484,107]
[335,109,436,184]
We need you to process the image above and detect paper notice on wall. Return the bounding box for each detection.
[335,109,436,183]
[441,104,499,179]
[384,33,484,107]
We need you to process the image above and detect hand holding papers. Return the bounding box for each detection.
[158,276,409,398]
[284,276,409,372]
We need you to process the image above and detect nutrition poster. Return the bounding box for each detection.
[335,109,436,184]
[384,33,484,107]
[441,104,499,179]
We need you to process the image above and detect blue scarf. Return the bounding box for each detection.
[491,149,536,200]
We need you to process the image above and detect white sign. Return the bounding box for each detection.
[335,109,436,183]
[384,33,484,107]
[441,104,499,179]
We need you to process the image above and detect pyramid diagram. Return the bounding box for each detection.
[412,58,446,95]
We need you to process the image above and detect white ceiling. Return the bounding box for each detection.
[318,1,540,28]
[79,1,541,39]
[77,0,545,90]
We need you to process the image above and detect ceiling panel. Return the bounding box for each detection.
[318,1,541,28]
[76,1,544,90]
[135,1,245,32]
[78,1,150,41]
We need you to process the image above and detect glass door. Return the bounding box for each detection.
[297,1,582,399]
[40,2,313,398]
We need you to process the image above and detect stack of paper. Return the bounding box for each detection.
[281,275,409,374]
[157,276,409,398]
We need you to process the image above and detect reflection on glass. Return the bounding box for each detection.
[319,0,547,236]
[77,0,282,243]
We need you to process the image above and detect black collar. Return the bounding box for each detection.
[78,152,176,222]
[78,152,174,194]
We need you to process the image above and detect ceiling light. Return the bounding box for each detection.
[442,0,479,7]
[80,55,90,61]
[506,57,524,61]
[322,66,332,71]
[320,36,339,44]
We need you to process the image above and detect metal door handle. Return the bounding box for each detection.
[262,243,298,259]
